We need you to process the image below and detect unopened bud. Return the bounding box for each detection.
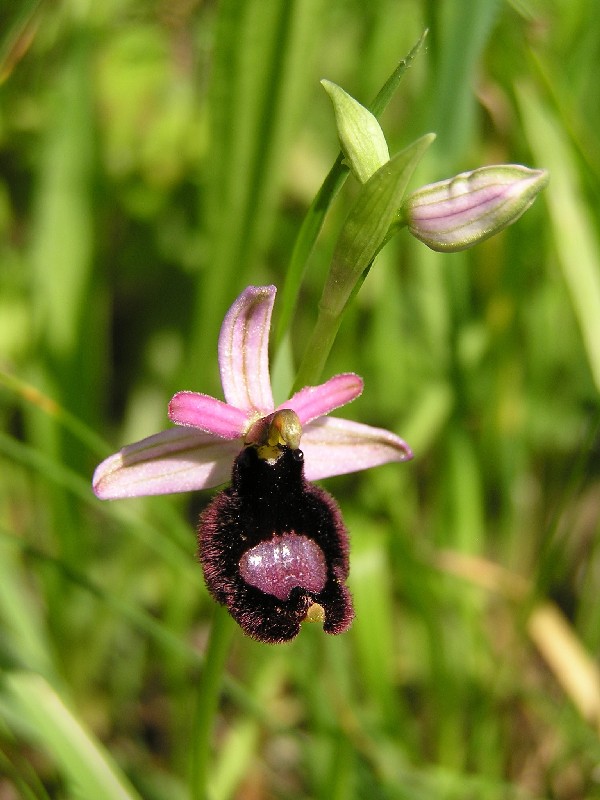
[402,164,549,252]
[321,79,389,183]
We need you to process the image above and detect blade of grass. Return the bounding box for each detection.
[346,512,402,731]
[190,605,236,800]
[0,536,57,678]
[0,368,111,459]
[0,527,279,734]
[1,672,142,800]
[0,526,198,668]
[0,0,42,83]
[516,81,600,393]
[210,652,286,800]
[0,744,53,800]
[187,0,324,392]
[0,367,195,555]
[427,0,500,166]
[29,34,97,425]
[0,431,195,571]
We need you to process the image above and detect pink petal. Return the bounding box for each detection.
[93,428,241,499]
[168,392,250,438]
[218,285,276,413]
[283,373,363,426]
[301,416,413,482]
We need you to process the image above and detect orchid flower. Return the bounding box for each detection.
[93,285,412,642]
[93,285,411,498]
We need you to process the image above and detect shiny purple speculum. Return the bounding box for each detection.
[239,532,327,601]
[199,445,354,643]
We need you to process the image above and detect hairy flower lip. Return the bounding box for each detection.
[199,445,355,643]
[93,285,412,499]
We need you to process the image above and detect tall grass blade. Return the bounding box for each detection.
[187,0,324,390]
[1,672,142,800]
[517,82,600,393]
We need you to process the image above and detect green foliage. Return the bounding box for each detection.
[1,1,599,799]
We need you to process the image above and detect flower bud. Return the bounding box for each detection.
[321,79,389,183]
[401,164,549,252]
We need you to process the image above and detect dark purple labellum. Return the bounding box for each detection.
[199,446,354,643]
[239,532,327,601]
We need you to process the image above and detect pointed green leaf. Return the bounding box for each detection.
[322,133,435,316]
[321,79,389,183]
[2,673,142,800]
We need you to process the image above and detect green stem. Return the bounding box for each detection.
[274,152,348,348]
[291,218,409,391]
[275,30,429,351]
[190,605,236,800]
[292,305,343,391]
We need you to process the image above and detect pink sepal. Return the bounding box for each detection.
[301,416,413,482]
[283,373,363,426]
[218,285,276,413]
[93,428,242,498]
[168,391,250,438]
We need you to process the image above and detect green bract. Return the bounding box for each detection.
[322,133,435,316]
[321,79,390,183]
[293,133,435,389]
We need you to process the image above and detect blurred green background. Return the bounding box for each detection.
[1,0,600,798]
